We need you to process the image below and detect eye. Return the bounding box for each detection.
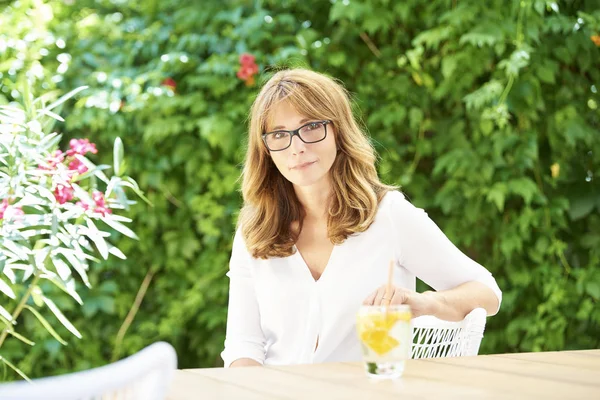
[273,131,287,139]
[306,122,321,130]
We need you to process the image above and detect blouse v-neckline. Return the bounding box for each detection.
[293,243,339,283]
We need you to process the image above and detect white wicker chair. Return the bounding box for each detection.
[411,307,487,359]
[0,341,177,400]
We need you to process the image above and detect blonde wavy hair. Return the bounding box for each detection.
[239,68,396,259]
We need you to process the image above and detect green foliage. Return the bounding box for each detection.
[1,0,599,380]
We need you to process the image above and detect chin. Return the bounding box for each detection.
[287,172,326,187]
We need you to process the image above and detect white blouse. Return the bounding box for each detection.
[221,191,502,367]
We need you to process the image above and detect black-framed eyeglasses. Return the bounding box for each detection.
[262,120,332,152]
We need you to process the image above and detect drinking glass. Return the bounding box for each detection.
[356,304,412,379]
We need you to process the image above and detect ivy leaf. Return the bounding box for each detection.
[586,282,600,300]
[486,183,508,212]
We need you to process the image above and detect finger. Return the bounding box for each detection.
[373,286,387,306]
[363,289,377,306]
[382,287,396,306]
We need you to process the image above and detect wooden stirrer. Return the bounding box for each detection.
[383,259,394,311]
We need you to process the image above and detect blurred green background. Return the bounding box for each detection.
[1,0,599,380]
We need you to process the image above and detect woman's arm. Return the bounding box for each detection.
[423,281,499,320]
[373,192,502,319]
[364,281,499,321]
[230,358,262,367]
[221,230,266,367]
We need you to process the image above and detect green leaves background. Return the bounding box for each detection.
[0,0,598,379]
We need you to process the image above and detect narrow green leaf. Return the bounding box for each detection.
[0,240,31,261]
[114,137,124,176]
[23,305,67,345]
[51,256,72,282]
[0,316,13,328]
[55,248,90,288]
[0,356,31,382]
[101,217,139,240]
[0,305,13,322]
[45,275,84,305]
[31,285,44,307]
[36,108,65,122]
[5,329,35,346]
[38,132,62,152]
[85,218,109,259]
[42,296,82,339]
[108,245,127,260]
[41,86,88,113]
[70,164,112,183]
[0,278,16,299]
[121,177,152,205]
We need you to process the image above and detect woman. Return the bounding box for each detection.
[221,68,501,368]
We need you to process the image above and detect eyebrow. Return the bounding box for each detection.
[271,118,310,131]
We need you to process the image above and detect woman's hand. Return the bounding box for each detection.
[362,285,438,318]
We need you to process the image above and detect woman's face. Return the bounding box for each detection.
[265,101,337,188]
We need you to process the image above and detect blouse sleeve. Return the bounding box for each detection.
[387,191,502,312]
[220,229,267,367]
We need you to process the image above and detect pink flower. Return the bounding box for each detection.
[39,150,65,170]
[66,138,98,157]
[0,199,9,219]
[91,191,112,216]
[0,200,24,222]
[54,184,74,204]
[3,206,24,222]
[93,206,112,216]
[68,158,89,174]
[76,201,90,211]
[92,190,106,207]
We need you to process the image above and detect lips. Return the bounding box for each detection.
[291,161,316,170]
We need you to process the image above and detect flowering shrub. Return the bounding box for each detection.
[0,87,148,380]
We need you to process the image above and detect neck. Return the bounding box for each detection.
[293,176,332,222]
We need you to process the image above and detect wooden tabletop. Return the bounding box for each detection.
[167,350,600,399]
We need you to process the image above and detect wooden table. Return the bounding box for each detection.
[167,350,600,399]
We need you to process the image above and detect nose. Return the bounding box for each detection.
[289,134,306,155]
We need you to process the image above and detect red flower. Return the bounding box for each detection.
[239,53,256,66]
[237,53,259,86]
[161,77,177,92]
[54,184,74,204]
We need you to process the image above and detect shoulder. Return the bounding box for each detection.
[378,190,429,225]
[231,227,253,261]
[379,190,410,213]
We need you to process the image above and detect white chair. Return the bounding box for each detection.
[411,307,487,359]
[0,341,177,400]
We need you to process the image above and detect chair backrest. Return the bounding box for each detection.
[0,341,177,400]
[411,307,487,359]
